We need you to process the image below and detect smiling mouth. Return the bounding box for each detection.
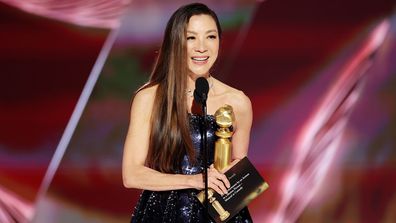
[191,56,209,62]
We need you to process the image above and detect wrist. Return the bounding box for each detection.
[187,174,202,189]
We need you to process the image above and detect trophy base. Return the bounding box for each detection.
[220,211,230,221]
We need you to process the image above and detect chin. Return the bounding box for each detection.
[188,66,213,77]
[189,70,210,77]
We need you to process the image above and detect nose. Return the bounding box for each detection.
[194,39,207,53]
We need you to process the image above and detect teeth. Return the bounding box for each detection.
[192,57,209,61]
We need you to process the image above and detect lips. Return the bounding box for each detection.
[191,56,209,63]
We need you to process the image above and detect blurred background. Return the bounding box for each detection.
[1,0,395,222]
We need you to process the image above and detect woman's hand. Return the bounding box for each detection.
[208,164,230,195]
[193,165,230,195]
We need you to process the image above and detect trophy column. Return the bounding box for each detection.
[197,105,235,221]
[213,105,234,172]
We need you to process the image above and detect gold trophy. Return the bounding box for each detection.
[197,104,234,221]
[213,104,234,172]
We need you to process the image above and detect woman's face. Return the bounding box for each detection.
[186,14,219,77]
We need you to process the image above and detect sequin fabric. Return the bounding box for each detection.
[131,114,253,223]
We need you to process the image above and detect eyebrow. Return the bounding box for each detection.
[186,29,218,34]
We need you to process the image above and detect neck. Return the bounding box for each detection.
[186,73,214,98]
[187,75,196,91]
[187,73,211,90]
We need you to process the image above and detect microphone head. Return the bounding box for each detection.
[195,77,209,95]
[194,77,209,105]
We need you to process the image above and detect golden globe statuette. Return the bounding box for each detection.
[197,105,234,221]
[213,105,234,172]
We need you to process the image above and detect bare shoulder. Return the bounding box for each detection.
[228,89,251,111]
[131,84,158,118]
[214,79,252,115]
[133,84,157,102]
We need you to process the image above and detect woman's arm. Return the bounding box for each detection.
[228,91,253,167]
[122,87,229,194]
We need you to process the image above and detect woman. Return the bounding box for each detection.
[122,3,253,222]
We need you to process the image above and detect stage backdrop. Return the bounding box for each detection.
[1,0,395,223]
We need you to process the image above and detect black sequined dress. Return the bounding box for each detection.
[131,114,253,223]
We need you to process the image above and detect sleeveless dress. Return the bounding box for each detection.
[131,114,253,223]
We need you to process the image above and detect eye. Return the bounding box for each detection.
[208,35,217,39]
[187,36,195,40]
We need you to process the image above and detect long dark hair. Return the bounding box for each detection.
[139,3,222,173]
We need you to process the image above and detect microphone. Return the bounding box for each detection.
[193,77,209,106]
[193,76,210,219]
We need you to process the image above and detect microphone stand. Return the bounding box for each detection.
[194,77,210,221]
[201,93,209,222]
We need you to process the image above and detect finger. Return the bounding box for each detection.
[210,169,230,189]
[208,173,228,194]
[219,173,230,188]
[212,178,228,194]
[209,181,224,195]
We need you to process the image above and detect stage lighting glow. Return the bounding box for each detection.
[271,20,390,223]
[31,29,120,222]
[0,0,131,28]
[0,185,33,223]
